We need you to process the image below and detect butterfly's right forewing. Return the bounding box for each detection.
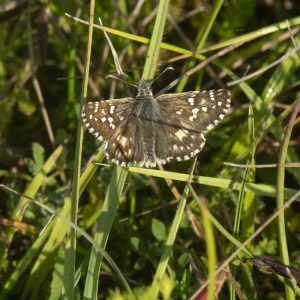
[82,97,148,166]
[154,90,231,162]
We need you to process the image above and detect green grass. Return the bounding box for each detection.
[1,1,300,299]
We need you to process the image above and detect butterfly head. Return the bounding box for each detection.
[136,80,153,98]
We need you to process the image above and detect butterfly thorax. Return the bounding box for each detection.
[133,96,160,121]
[132,81,159,120]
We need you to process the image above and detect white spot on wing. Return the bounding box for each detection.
[109,106,115,114]
[175,130,187,141]
[173,144,179,151]
[188,98,194,105]
[117,135,128,147]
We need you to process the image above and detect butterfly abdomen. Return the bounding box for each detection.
[132,97,160,167]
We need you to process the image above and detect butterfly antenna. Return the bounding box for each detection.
[106,74,138,88]
[150,67,175,86]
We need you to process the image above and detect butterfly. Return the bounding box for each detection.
[81,80,231,168]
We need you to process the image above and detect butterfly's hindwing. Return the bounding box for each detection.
[154,124,206,163]
[105,115,147,166]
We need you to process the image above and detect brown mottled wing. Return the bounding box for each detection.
[154,89,231,163]
[82,98,134,141]
[82,98,146,166]
[104,115,146,166]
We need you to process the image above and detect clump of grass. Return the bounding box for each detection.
[1,1,300,300]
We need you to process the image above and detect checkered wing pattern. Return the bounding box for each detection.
[82,98,145,165]
[154,89,231,163]
[82,85,231,168]
[82,98,135,141]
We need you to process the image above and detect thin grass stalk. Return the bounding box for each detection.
[129,167,297,199]
[64,2,95,299]
[27,10,55,148]
[176,0,224,92]
[230,104,256,300]
[189,186,217,300]
[66,14,206,61]
[67,38,76,122]
[277,100,300,300]
[150,185,189,297]
[207,212,252,257]
[198,15,300,53]
[142,0,170,79]
[83,166,130,299]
